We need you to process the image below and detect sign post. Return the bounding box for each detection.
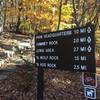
[37,68,44,100]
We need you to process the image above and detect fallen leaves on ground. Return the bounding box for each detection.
[0,65,86,100]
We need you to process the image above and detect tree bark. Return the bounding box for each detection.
[72,0,79,27]
[57,0,62,31]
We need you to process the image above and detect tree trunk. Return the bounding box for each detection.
[57,0,62,31]
[16,15,20,33]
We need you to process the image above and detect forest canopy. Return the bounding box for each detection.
[0,0,99,34]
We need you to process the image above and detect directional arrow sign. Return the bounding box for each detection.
[87,37,92,43]
[87,27,92,33]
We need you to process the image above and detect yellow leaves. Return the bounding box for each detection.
[22,0,37,5]
[87,0,96,5]
[62,15,73,22]
[4,0,74,33]
[22,0,26,2]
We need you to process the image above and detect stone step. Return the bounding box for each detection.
[0,67,17,73]
[0,74,8,80]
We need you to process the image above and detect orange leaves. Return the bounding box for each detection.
[87,0,96,5]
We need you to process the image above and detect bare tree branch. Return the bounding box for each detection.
[87,0,97,23]
[72,0,80,27]
[57,0,62,31]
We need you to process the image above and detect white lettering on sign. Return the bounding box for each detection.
[47,63,56,68]
[80,37,86,43]
[36,49,44,53]
[73,38,79,43]
[43,31,72,38]
[36,42,48,46]
[74,56,87,61]
[49,41,58,45]
[74,56,79,61]
[36,56,39,60]
[80,56,87,61]
[40,56,48,60]
[40,63,46,67]
[64,31,72,35]
[37,62,57,68]
[49,56,59,60]
[74,47,79,52]
[36,35,43,39]
[74,65,80,70]
[74,65,87,70]
[73,37,92,44]
[45,48,55,53]
[81,65,87,70]
[80,28,86,33]
[73,46,92,52]
[36,63,39,66]
[74,29,79,34]
[80,47,87,52]
[35,24,95,72]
